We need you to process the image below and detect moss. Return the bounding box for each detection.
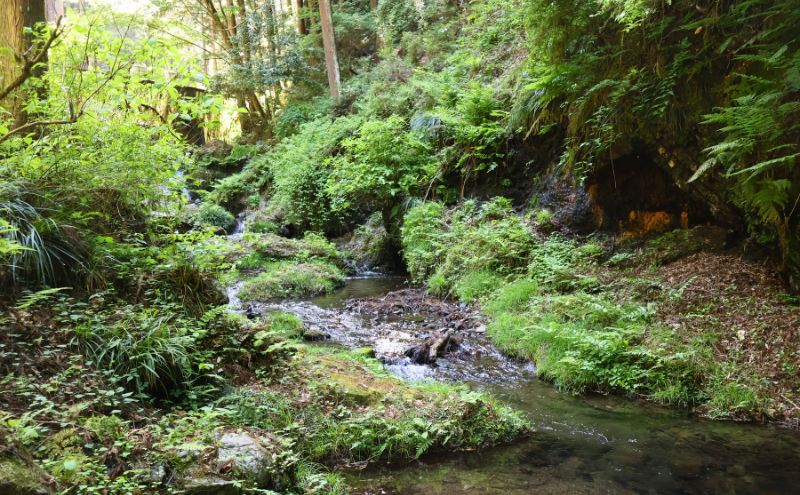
[221,346,530,463]
[0,458,49,495]
[238,261,345,301]
[241,232,341,263]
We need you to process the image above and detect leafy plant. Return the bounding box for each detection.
[327,115,436,248]
[77,308,197,398]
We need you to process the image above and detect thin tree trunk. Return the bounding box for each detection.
[294,0,306,35]
[370,0,382,52]
[236,0,248,63]
[45,0,62,22]
[317,0,340,98]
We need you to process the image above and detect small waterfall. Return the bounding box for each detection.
[232,212,246,235]
[228,212,246,241]
[226,281,244,311]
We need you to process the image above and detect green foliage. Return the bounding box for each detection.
[705,376,768,419]
[452,270,505,303]
[75,306,199,398]
[327,116,436,232]
[242,116,363,234]
[238,261,345,301]
[687,1,800,271]
[428,82,508,182]
[376,0,422,45]
[0,183,87,289]
[191,203,236,231]
[221,354,528,464]
[401,198,534,294]
[0,10,223,292]
[485,288,710,403]
[400,201,447,282]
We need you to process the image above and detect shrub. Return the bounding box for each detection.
[327,116,437,246]
[401,201,446,282]
[261,116,363,234]
[191,203,236,231]
[402,198,534,294]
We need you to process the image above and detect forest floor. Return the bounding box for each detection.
[0,232,528,495]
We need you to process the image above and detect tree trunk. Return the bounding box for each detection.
[294,0,307,35]
[317,0,340,98]
[369,0,382,52]
[0,1,25,103]
[45,0,63,22]
[0,0,46,125]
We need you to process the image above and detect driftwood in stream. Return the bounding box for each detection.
[405,329,457,364]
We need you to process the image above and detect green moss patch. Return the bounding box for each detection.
[238,261,345,301]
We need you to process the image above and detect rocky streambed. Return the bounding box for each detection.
[235,275,800,495]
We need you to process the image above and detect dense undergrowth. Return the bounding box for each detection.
[401,198,800,420]
[1,290,526,494]
[3,0,800,492]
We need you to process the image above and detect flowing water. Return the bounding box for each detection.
[238,276,800,495]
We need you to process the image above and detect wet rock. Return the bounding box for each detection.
[0,458,51,495]
[130,462,167,484]
[149,464,167,484]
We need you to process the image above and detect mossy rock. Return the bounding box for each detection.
[0,458,51,495]
[238,261,345,301]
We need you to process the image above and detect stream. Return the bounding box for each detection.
[234,276,800,494]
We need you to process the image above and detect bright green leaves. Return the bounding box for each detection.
[326,115,436,214]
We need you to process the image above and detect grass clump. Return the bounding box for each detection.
[485,290,707,401]
[238,261,345,301]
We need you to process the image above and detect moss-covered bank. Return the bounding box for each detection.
[401,198,800,423]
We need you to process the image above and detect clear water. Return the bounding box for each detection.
[262,276,800,495]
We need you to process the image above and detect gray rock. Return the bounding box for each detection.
[216,432,273,486]
[182,476,239,495]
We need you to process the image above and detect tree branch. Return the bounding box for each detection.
[0,17,64,101]
[0,117,77,144]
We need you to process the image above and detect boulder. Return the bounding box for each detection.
[182,476,239,495]
[216,432,273,487]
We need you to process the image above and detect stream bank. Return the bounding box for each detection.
[246,275,800,495]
